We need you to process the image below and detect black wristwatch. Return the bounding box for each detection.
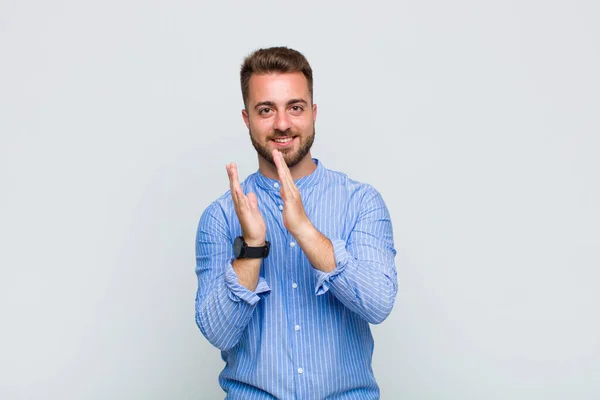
[233,236,270,259]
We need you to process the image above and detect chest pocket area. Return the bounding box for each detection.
[305,196,356,242]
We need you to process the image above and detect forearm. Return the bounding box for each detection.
[294,223,396,324]
[196,261,269,351]
[195,199,269,351]
[317,241,397,324]
[293,222,336,273]
[272,150,397,324]
[232,257,262,291]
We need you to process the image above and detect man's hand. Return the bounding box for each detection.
[226,163,266,246]
[272,150,312,237]
[273,149,336,273]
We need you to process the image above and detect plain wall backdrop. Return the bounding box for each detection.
[1,0,599,398]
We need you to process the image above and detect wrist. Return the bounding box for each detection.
[291,220,316,241]
[244,237,266,247]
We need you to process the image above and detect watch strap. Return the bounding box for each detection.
[243,241,270,258]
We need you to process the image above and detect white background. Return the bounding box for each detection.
[1,0,599,399]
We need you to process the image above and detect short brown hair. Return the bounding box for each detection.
[240,47,313,108]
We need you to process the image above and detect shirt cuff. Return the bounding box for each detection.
[314,239,349,295]
[224,259,271,305]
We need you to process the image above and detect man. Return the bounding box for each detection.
[195,47,397,399]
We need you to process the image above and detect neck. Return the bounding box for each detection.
[258,152,316,181]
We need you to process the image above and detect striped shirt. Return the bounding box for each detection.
[195,158,397,399]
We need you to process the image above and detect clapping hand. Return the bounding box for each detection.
[272,149,312,237]
[226,163,266,246]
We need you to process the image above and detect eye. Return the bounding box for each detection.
[290,105,304,114]
[259,108,272,115]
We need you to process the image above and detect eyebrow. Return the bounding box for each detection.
[287,98,308,106]
[254,101,275,110]
[253,99,308,110]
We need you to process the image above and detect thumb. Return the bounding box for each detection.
[247,192,259,210]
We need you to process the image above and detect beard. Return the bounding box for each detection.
[249,125,315,168]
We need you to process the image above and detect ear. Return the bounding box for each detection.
[312,103,318,122]
[242,109,250,129]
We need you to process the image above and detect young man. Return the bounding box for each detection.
[195,47,397,399]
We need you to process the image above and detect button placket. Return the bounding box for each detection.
[288,233,306,386]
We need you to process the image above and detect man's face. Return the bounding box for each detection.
[242,72,317,168]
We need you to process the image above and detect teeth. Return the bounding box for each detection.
[274,137,292,143]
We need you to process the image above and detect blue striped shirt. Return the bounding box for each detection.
[195,159,397,399]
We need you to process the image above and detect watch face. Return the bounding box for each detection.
[233,236,244,258]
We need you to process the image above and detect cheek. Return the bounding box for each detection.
[250,119,271,137]
[295,117,313,132]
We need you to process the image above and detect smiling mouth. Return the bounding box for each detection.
[272,136,296,145]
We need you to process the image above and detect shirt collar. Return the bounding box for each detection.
[255,158,325,193]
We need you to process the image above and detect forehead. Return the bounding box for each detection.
[247,72,310,105]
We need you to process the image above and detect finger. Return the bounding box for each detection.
[273,151,292,199]
[272,150,290,184]
[271,150,284,184]
[272,149,282,173]
[229,163,249,210]
[226,163,238,204]
[232,164,251,209]
[275,151,296,195]
[230,163,240,186]
[247,192,259,211]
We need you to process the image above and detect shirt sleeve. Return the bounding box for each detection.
[195,202,270,351]
[313,188,397,324]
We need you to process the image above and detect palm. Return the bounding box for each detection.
[273,149,311,237]
[227,163,267,245]
[239,192,266,244]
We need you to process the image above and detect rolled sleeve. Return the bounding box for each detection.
[224,259,271,305]
[312,188,397,324]
[314,239,350,295]
[195,201,272,350]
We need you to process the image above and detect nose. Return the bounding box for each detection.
[274,111,292,132]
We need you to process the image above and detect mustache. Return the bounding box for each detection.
[271,129,295,138]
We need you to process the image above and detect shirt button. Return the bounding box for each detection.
[273,182,279,188]
[298,368,304,374]
[292,282,298,289]
[290,242,296,247]
[278,205,283,211]
[295,325,300,331]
